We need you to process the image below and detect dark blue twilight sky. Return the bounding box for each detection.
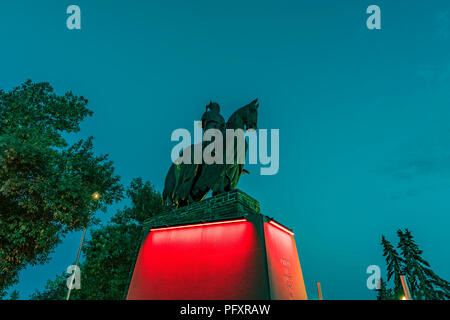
[1,0,450,299]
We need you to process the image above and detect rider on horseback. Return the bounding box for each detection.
[201,102,225,133]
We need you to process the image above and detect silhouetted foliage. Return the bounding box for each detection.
[376,278,392,300]
[379,229,450,300]
[0,80,124,295]
[31,178,164,300]
[397,229,450,300]
[381,235,404,299]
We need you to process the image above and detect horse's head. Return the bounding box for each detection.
[226,98,259,131]
[244,99,258,131]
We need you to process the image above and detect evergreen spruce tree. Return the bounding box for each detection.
[397,229,450,300]
[381,235,404,299]
[376,278,393,300]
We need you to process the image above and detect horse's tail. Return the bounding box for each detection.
[162,163,177,204]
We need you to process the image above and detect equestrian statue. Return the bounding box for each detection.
[163,99,259,207]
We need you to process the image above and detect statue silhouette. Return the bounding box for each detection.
[163,99,259,207]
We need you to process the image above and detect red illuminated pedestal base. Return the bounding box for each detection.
[126,213,308,300]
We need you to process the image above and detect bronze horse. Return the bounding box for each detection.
[163,99,259,207]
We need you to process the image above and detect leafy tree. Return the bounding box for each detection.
[0,80,124,295]
[397,229,450,300]
[381,235,404,299]
[8,290,20,300]
[31,178,164,300]
[31,274,68,300]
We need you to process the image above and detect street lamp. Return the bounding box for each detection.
[400,275,413,300]
[66,192,100,300]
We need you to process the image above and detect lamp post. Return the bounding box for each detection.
[66,192,100,300]
[400,275,412,300]
[317,282,323,300]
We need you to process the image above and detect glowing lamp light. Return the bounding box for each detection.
[269,220,295,236]
[150,218,247,232]
[92,192,101,200]
[401,296,407,300]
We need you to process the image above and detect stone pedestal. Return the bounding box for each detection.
[126,190,308,300]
